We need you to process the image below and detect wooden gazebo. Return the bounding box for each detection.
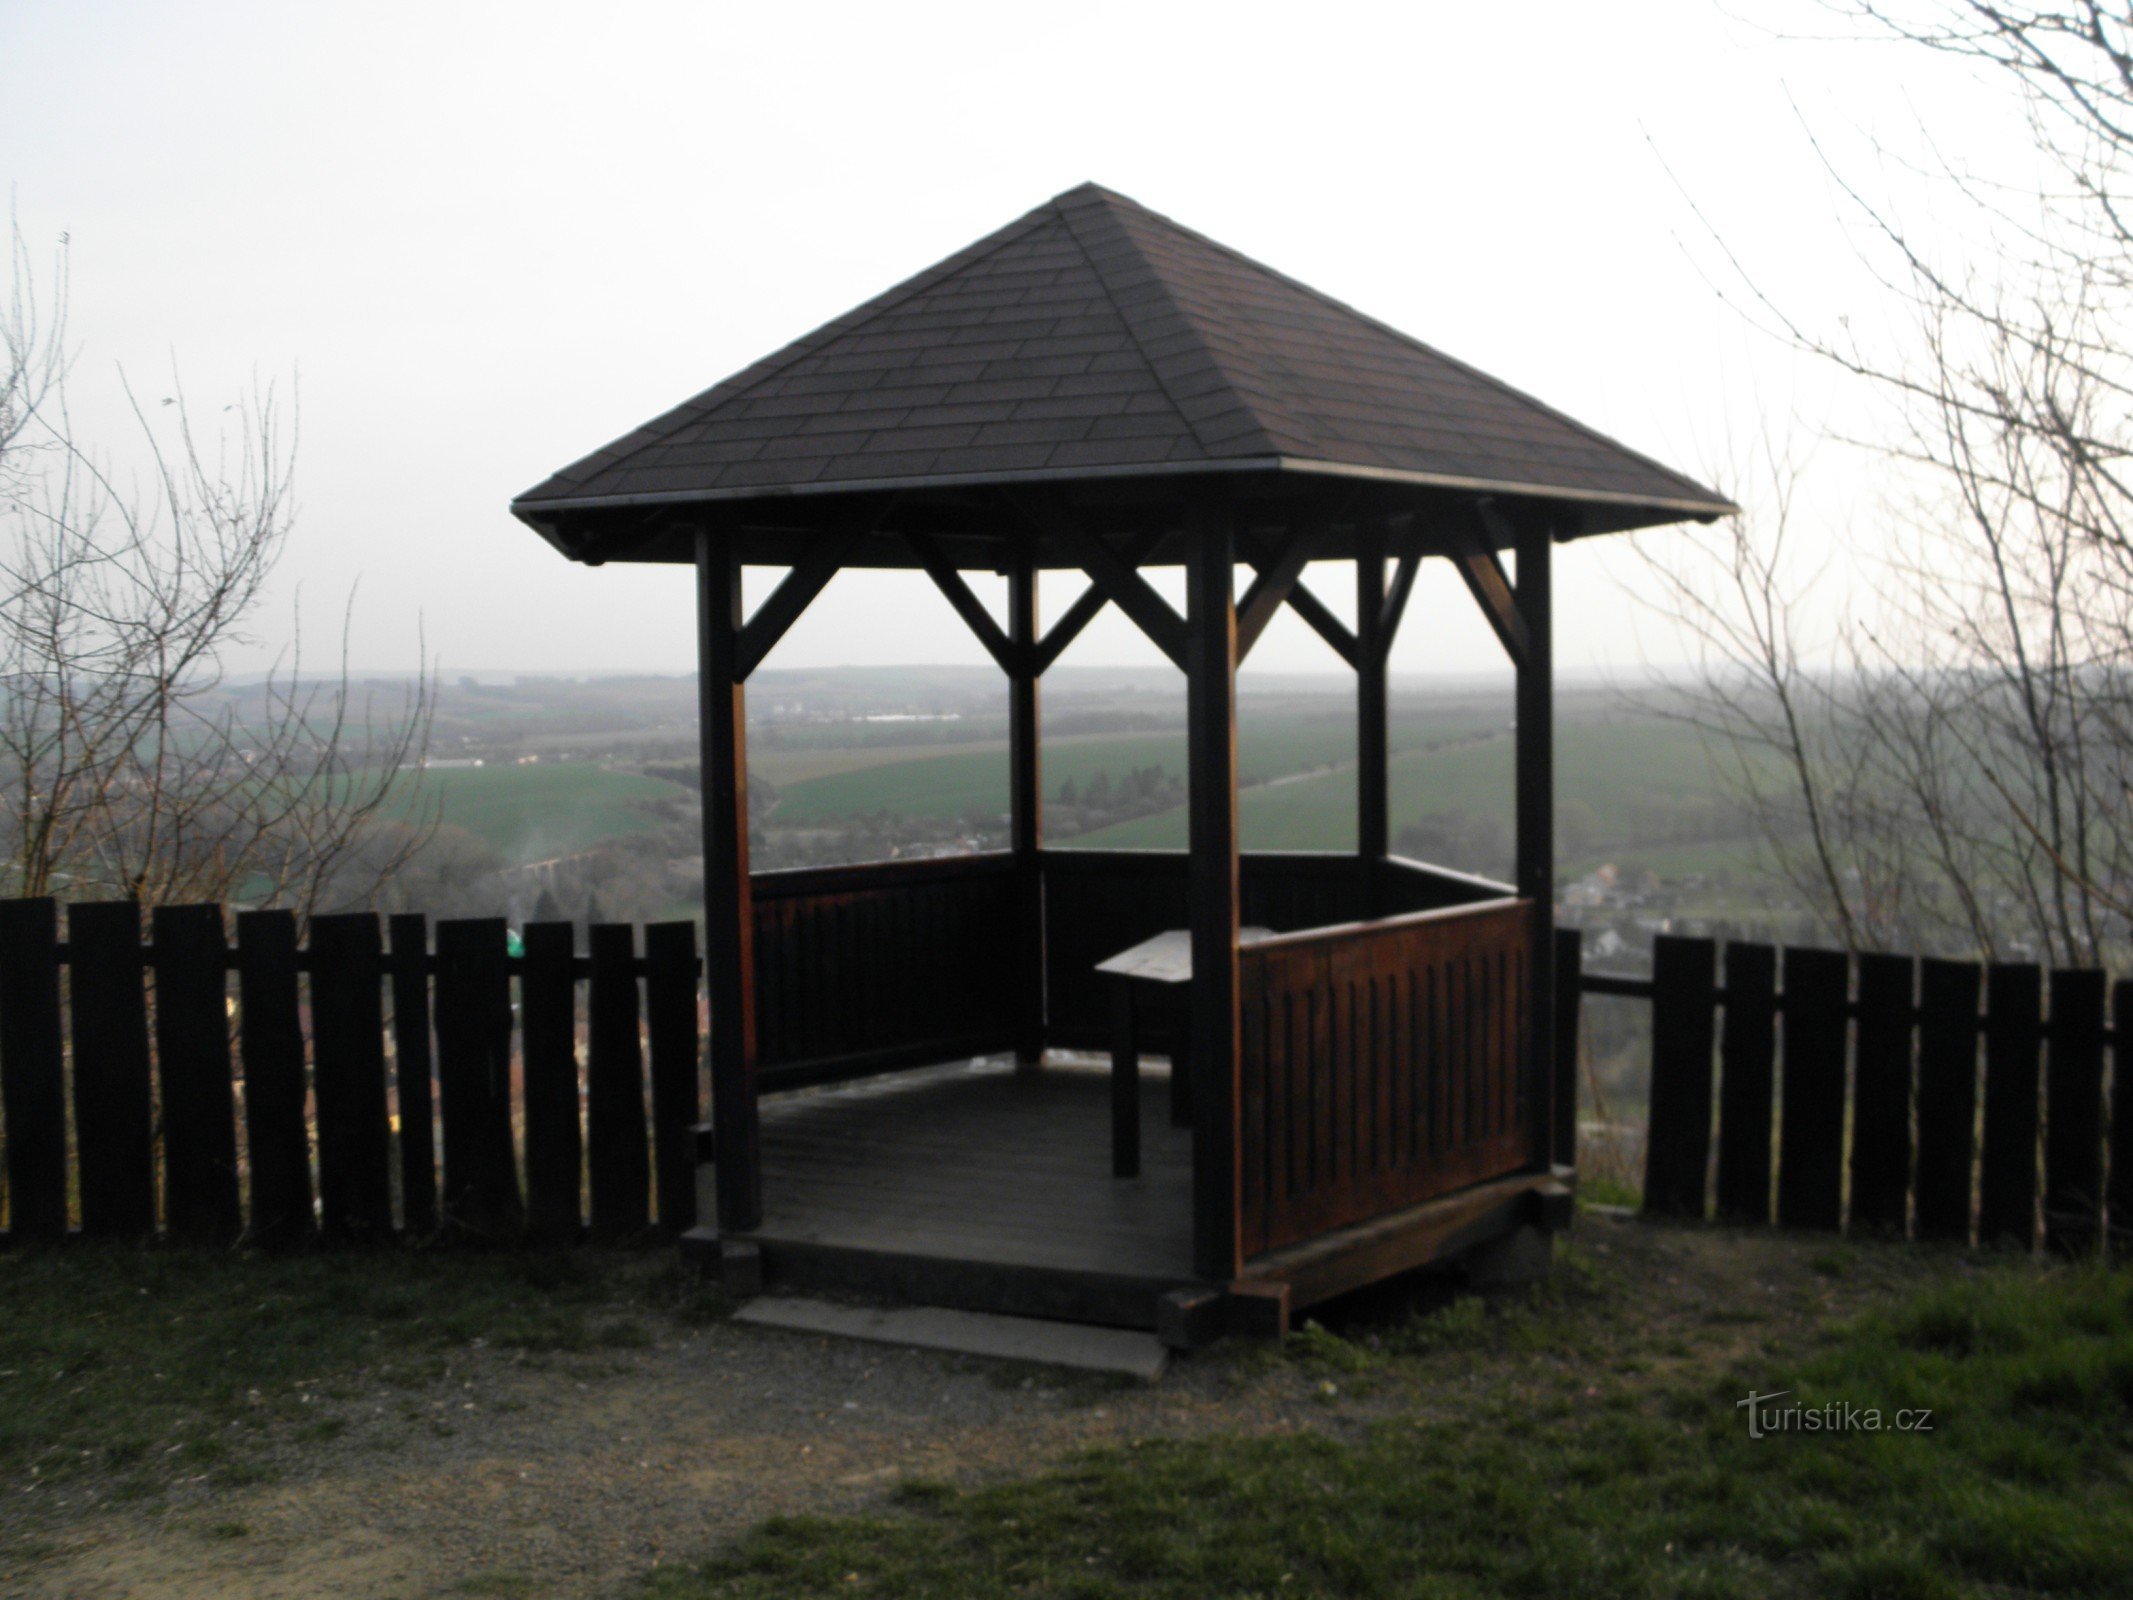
[512,183,1731,1339]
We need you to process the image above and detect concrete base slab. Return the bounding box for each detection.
[733,1296,1169,1380]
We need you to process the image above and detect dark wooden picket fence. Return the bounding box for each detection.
[1564,933,2133,1253]
[0,897,704,1248]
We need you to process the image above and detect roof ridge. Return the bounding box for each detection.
[1054,189,1273,462]
[517,198,1067,503]
[1106,190,1717,502]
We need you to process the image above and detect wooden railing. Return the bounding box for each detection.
[1239,897,1542,1256]
[0,897,701,1247]
[1039,850,1511,1052]
[1570,933,2133,1254]
[751,853,1021,1088]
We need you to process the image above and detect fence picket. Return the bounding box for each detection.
[434,918,523,1239]
[1643,935,1716,1219]
[151,905,242,1244]
[0,898,69,1240]
[2113,981,2133,1257]
[1715,942,1776,1224]
[1914,959,1981,1243]
[68,901,156,1238]
[587,923,650,1237]
[646,921,701,1232]
[520,921,582,1242]
[235,909,313,1247]
[310,914,395,1242]
[1979,964,2043,1249]
[2043,968,2105,1257]
[1777,946,1847,1232]
[1850,953,1916,1234]
[388,914,439,1235]
[1551,929,1581,1169]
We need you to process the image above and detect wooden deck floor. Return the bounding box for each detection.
[737,1060,1196,1324]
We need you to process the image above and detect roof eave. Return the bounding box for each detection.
[511,453,1735,536]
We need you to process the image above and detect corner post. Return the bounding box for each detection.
[1186,501,1242,1281]
[1007,545,1045,1068]
[1513,515,1557,1169]
[1355,523,1390,916]
[696,528,762,1231]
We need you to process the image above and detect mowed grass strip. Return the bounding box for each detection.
[646,1259,2133,1600]
[0,1246,714,1499]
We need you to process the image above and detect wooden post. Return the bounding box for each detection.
[698,528,762,1233]
[1513,516,1556,1168]
[1355,525,1389,917]
[1186,502,1242,1282]
[1008,545,1045,1067]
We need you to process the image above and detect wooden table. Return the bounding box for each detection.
[1096,927,1272,1177]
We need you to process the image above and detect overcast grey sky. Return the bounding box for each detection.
[2,1,1985,679]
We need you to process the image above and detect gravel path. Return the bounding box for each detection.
[10,1297,1338,1598]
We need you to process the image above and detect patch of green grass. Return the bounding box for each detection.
[643,1262,2133,1599]
[0,1244,691,1498]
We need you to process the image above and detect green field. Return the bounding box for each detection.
[396,763,687,862]
[1075,717,1755,865]
[765,705,1507,827]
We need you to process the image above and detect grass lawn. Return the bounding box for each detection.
[647,1247,2133,1600]
[0,1245,715,1504]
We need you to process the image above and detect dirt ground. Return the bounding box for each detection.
[1,1216,1953,1600]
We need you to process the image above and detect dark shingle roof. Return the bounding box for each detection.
[515,183,1728,525]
